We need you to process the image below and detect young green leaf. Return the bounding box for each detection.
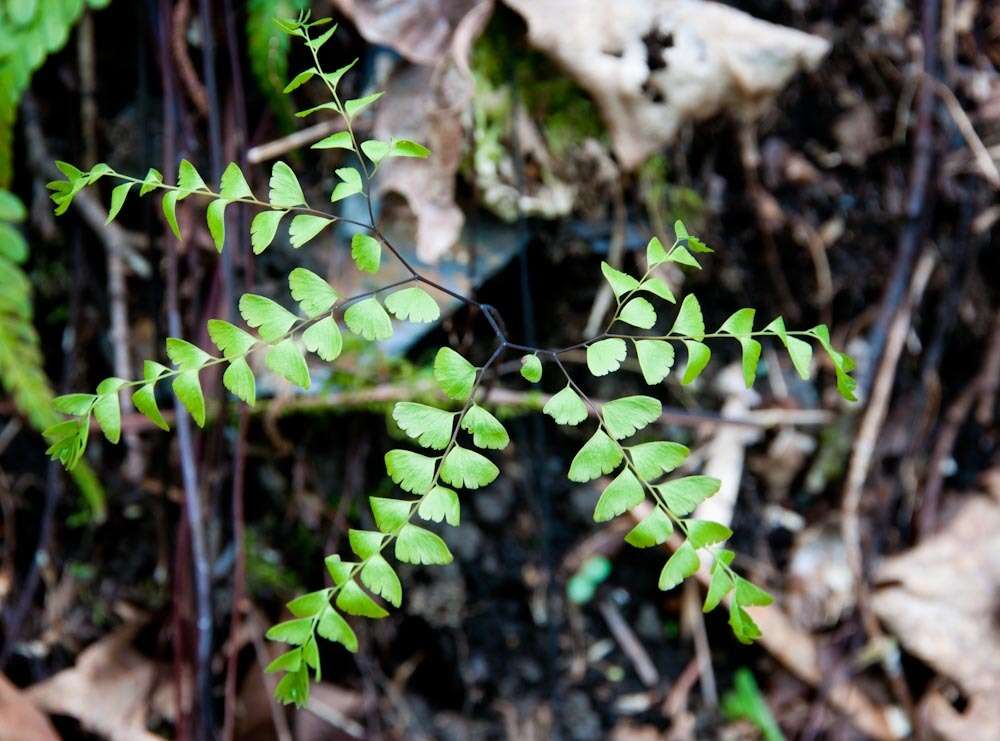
[360,555,402,607]
[390,139,430,158]
[219,162,254,199]
[784,336,813,380]
[53,393,97,416]
[586,338,627,376]
[729,603,762,644]
[305,25,337,51]
[658,542,700,591]
[105,183,132,224]
[162,191,181,239]
[434,348,476,401]
[324,555,355,586]
[317,607,358,651]
[703,550,735,613]
[336,580,388,618]
[384,287,439,323]
[385,449,436,494]
[266,617,313,645]
[681,340,711,385]
[344,91,383,118]
[139,167,163,195]
[93,392,121,444]
[177,159,208,193]
[208,319,257,358]
[418,486,460,526]
[659,475,721,516]
[239,294,298,341]
[251,210,284,254]
[686,519,733,548]
[737,338,762,388]
[593,469,644,522]
[671,294,705,340]
[370,496,412,533]
[302,317,343,362]
[667,245,701,269]
[520,354,542,383]
[461,405,509,450]
[321,58,358,89]
[602,395,661,440]
[289,268,338,317]
[287,590,330,618]
[283,69,315,93]
[312,131,353,150]
[360,139,390,163]
[764,317,813,380]
[223,357,256,406]
[635,339,674,385]
[289,214,333,247]
[132,385,169,431]
[266,339,311,388]
[600,262,639,298]
[143,360,171,382]
[296,101,340,118]
[173,370,206,427]
[639,276,675,303]
[395,524,453,565]
[628,441,688,480]
[274,668,309,707]
[734,576,774,607]
[392,402,455,450]
[269,161,305,208]
[646,236,668,266]
[440,446,499,489]
[624,507,674,548]
[166,337,214,370]
[350,233,381,273]
[619,297,657,329]
[265,649,302,674]
[543,385,588,426]
[568,430,622,482]
[344,298,393,341]
[207,198,229,253]
[331,167,362,202]
[348,529,385,559]
[720,308,755,337]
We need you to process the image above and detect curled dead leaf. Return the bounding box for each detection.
[502,0,830,169]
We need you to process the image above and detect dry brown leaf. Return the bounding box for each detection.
[26,620,172,741]
[371,2,493,262]
[331,0,489,65]
[0,674,59,741]
[502,0,830,169]
[872,496,1000,741]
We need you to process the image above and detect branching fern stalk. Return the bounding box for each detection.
[42,14,857,707]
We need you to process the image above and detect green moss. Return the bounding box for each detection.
[470,9,605,160]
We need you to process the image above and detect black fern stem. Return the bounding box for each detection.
[156,1,214,737]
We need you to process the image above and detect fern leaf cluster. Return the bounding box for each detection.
[0,189,103,517]
[42,12,857,707]
[0,0,111,186]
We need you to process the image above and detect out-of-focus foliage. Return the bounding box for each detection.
[722,668,785,741]
[0,0,111,186]
[0,188,104,519]
[246,0,310,129]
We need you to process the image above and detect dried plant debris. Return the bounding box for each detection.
[502,0,830,169]
[332,0,491,65]
[872,496,1000,741]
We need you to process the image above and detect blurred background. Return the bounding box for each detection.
[0,0,998,739]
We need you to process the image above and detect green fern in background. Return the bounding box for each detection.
[0,0,111,186]
[246,0,310,129]
[0,189,104,519]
